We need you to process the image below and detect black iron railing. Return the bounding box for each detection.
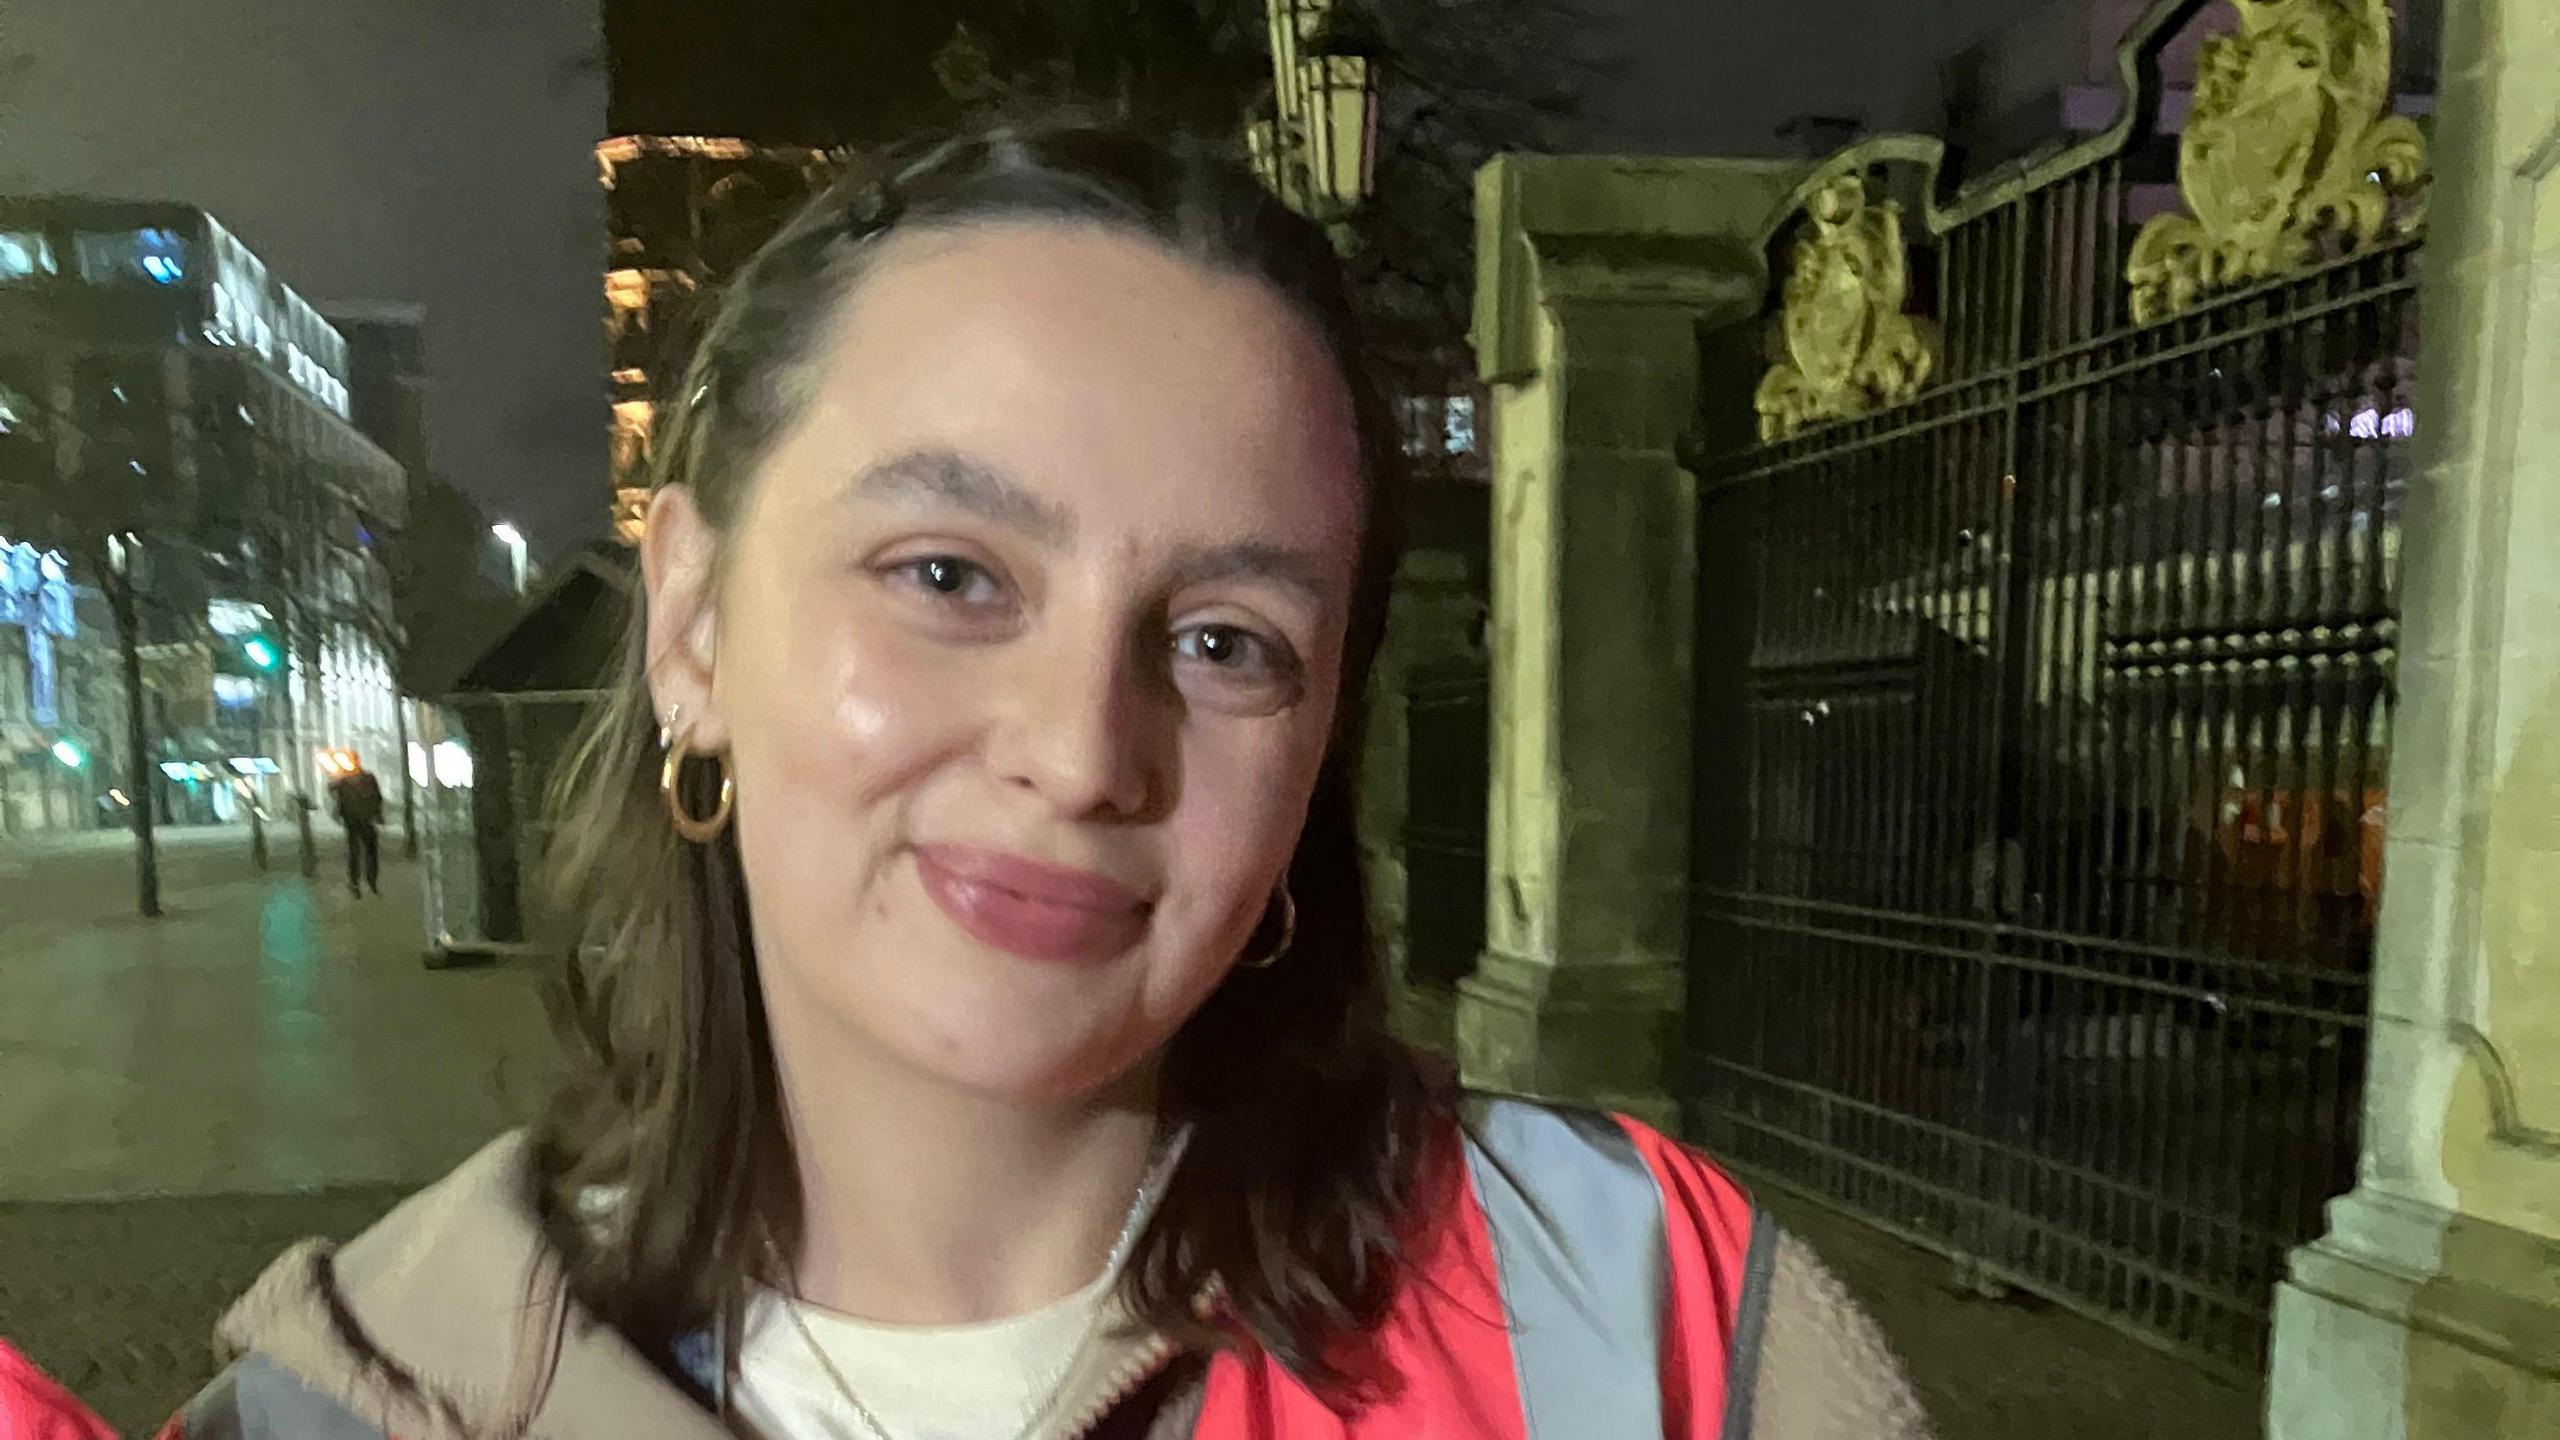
[1685,125,2419,1368]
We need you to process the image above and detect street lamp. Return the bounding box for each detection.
[1300,51,1379,222]
[491,521,528,596]
[1256,0,1381,233]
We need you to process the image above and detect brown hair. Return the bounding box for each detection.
[532,118,1441,1392]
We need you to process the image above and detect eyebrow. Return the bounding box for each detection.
[1163,539,1333,606]
[850,446,1335,606]
[849,448,1073,547]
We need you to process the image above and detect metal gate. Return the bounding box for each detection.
[1681,0,2427,1369]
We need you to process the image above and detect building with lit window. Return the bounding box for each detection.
[0,196,405,829]
[596,135,842,541]
[0,536,119,832]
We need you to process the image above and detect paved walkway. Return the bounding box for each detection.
[0,826,551,1432]
[1,825,554,1202]
[1763,1192,2264,1440]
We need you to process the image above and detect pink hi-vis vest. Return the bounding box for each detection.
[1197,1096,1774,1439]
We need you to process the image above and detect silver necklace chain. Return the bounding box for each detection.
[767,1131,1187,1440]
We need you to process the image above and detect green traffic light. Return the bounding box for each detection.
[243,636,279,671]
[50,738,86,769]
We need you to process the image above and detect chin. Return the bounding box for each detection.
[863,957,1171,1108]
[899,1020,1154,1108]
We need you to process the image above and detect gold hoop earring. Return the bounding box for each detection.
[1242,881,1296,970]
[659,716,734,844]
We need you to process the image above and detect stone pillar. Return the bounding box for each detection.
[2268,0,2560,1432]
[1457,154,1800,1127]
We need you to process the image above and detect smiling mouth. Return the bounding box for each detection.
[911,844,1151,965]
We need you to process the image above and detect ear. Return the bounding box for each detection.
[641,485,731,752]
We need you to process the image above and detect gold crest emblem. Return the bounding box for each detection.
[1754,175,1939,442]
[2127,0,2428,323]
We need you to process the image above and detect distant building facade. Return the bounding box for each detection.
[327,301,432,484]
[0,196,404,830]
[596,135,840,542]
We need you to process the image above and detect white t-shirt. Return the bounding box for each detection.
[731,1132,1188,1439]
[729,1266,1143,1440]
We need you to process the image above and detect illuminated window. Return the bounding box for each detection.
[139,231,185,284]
[0,232,54,282]
[605,268,652,335]
[432,739,474,788]
[611,398,656,482]
[75,227,188,286]
[1443,396,1477,455]
[1396,395,1481,459]
[1397,396,1435,457]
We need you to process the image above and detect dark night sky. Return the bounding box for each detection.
[1590,0,2022,154]
[1,0,2114,552]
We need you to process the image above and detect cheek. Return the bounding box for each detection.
[1160,707,1336,929]
[717,569,967,833]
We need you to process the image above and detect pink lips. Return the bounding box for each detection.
[913,844,1151,965]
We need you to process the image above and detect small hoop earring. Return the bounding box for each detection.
[660,719,734,844]
[1242,881,1296,970]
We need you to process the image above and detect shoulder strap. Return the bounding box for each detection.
[1457,1094,1669,1440]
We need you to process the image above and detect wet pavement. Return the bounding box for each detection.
[0,826,553,1203]
[0,826,550,1433]
[0,826,2261,1438]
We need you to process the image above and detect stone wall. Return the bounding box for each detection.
[2267,0,2560,1430]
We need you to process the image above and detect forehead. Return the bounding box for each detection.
[771,222,1364,548]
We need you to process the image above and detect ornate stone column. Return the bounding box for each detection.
[1457,154,1800,1126]
[2268,0,2560,1429]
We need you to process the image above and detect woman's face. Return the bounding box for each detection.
[645,222,1366,1106]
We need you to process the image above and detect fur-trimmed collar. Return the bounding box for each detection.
[214,1132,730,1440]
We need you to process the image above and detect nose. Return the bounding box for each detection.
[987,633,1169,823]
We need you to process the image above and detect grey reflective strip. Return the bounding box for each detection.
[182,1355,393,1440]
[1720,1209,1782,1440]
[1460,1096,1667,1440]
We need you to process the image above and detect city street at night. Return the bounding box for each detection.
[8,0,2560,1433]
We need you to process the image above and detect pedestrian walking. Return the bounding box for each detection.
[327,754,384,898]
[165,120,1928,1440]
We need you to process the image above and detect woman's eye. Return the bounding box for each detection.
[887,555,999,604]
[1174,623,1294,680]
